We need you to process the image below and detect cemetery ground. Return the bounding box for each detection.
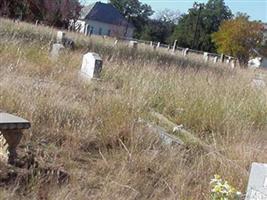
[0,18,267,199]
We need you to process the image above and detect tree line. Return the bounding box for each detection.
[0,0,266,64]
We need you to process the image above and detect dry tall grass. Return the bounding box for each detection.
[0,18,267,200]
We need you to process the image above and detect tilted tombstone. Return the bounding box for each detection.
[203,52,209,62]
[245,163,267,200]
[157,42,161,48]
[0,113,31,165]
[129,41,138,49]
[50,43,65,60]
[57,31,65,43]
[80,52,103,80]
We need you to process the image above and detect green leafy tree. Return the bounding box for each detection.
[212,13,263,65]
[171,0,233,52]
[110,0,154,38]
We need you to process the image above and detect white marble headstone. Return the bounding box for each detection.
[57,31,65,43]
[80,52,102,80]
[246,163,267,200]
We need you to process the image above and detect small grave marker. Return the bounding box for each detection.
[0,113,30,165]
[80,52,103,80]
[57,31,65,43]
[245,163,267,200]
[157,42,160,48]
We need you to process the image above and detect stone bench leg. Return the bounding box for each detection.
[1,130,23,165]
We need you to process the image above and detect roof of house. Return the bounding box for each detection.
[80,2,134,28]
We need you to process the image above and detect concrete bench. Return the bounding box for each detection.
[0,113,31,165]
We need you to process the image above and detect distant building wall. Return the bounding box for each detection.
[76,19,134,38]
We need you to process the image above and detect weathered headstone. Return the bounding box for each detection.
[50,43,65,60]
[57,31,65,43]
[0,113,30,165]
[203,52,209,62]
[129,41,138,49]
[245,163,267,200]
[80,52,103,80]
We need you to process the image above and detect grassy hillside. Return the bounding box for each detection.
[0,18,267,199]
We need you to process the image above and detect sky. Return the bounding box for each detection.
[84,0,267,22]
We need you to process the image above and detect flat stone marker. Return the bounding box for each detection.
[80,52,103,80]
[246,163,267,200]
[0,113,31,165]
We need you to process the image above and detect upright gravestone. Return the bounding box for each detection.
[246,163,267,200]
[57,31,65,43]
[80,52,103,80]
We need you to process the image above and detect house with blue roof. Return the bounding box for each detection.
[76,1,134,38]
